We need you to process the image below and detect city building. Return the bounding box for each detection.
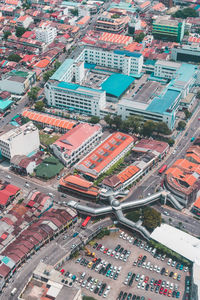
[152,16,185,42]
[35,21,57,44]
[164,150,200,206]
[75,132,135,180]
[192,196,200,217]
[160,0,173,8]
[154,60,181,80]
[0,122,40,160]
[51,123,102,167]
[35,156,64,179]
[10,151,43,175]
[0,70,36,95]
[0,182,20,209]
[102,139,169,193]
[16,15,33,28]
[95,11,130,34]
[59,175,99,198]
[22,110,76,133]
[19,262,82,300]
[171,44,200,63]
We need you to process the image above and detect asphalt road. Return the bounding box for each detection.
[1,218,112,300]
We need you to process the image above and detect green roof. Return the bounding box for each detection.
[101,74,134,98]
[0,99,13,111]
[10,70,29,77]
[35,156,64,179]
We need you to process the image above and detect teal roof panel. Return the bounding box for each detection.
[101,74,134,98]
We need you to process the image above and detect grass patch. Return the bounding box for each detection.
[39,133,60,146]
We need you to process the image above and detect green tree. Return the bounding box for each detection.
[71,8,78,16]
[177,120,186,130]
[112,115,122,129]
[54,60,61,70]
[3,31,11,40]
[184,109,192,119]
[104,114,113,127]
[142,120,156,137]
[28,87,40,102]
[128,115,143,134]
[35,100,45,112]
[111,13,120,19]
[89,116,100,124]
[173,7,198,18]
[197,90,200,98]
[8,54,21,62]
[143,207,162,231]
[15,26,26,37]
[156,122,171,135]
[43,70,54,82]
[168,138,175,147]
[184,30,189,36]
[135,32,145,43]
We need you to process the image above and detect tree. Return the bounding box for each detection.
[8,54,21,62]
[168,138,175,147]
[111,13,120,19]
[184,109,192,119]
[156,122,171,135]
[89,116,100,124]
[104,114,113,127]
[197,90,200,99]
[71,8,78,16]
[173,7,198,18]
[15,26,26,37]
[28,87,40,102]
[142,120,156,137]
[143,207,162,231]
[35,100,45,112]
[135,32,145,43]
[3,31,11,40]
[177,120,186,130]
[112,115,122,129]
[43,70,54,82]
[54,60,61,70]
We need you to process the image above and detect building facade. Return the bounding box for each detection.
[35,22,57,44]
[0,122,40,159]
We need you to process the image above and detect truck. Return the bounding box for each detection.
[11,288,17,296]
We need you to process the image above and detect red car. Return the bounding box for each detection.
[97,244,102,251]
[159,287,164,294]
[144,276,149,283]
[138,255,143,260]
[158,280,162,286]
[103,248,108,254]
[164,289,168,295]
[92,258,97,262]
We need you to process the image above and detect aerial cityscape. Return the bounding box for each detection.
[0,0,199,299]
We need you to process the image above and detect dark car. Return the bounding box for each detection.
[161,267,166,275]
[145,283,149,291]
[87,276,92,282]
[132,296,136,300]
[122,292,127,300]
[118,291,123,300]
[176,263,180,269]
[127,293,132,300]
[94,287,99,294]
[134,239,138,245]
[115,244,121,252]
[142,255,147,262]
[169,271,174,277]
[119,247,124,253]
[93,242,98,249]
[97,244,102,250]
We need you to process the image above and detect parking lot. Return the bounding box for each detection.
[60,230,189,300]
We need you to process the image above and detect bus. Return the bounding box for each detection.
[81,216,91,228]
[158,164,167,175]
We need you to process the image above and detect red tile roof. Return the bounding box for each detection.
[0,264,10,278]
[77,132,134,178]
[54,123,101,156]
[193,197,200,209]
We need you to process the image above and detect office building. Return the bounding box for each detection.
[35,21,57,44]
[51,123,102,167]
[152,16,185,42]
[95,11,130,34]
[0,122,40,159]
[154,60,181,80]
[171,44,200,63]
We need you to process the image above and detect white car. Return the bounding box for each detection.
[86,283,91,289]
[90,285,95,292]
[140,275,145,282]
[119,254,124,260]
[107,249,112,256]
[154,265,158,272]
[157,267,161,273]
[115,253,120,259]
[167,258,172,266]
[142,262,146,268]
[119,231,124,238]
[123,234,128,240]
[141,282,146,289]
[146,262,151,270]
[103,289,110,298]
[129,237,134,243]
[6,175,11,179]
[100,246,105,252]
[137,282,142,289]
[150,265,153,271]
[118,266,122,271]
[82,280,87,287]
[170,283,174,290]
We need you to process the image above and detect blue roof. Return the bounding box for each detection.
[84,63,96,69]
[51,59,74,81]
[0,99,13,111]
[175,63,197,83]
[146,89,180,114]
[101,74,134,98]
[114,50,142,58]
[144,59,156,66]
[57,81,79,90]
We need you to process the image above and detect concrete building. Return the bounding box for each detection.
[35,22,57,44]
[171,44,200,63]
[76,132,135,180]
[95,11,130,34]
[51,123,102,167]
[0,122,40,160]
[154,60,181,80]
[152,16,185,42]
[16,15,33,28]
[19,262,82,300]
[0,70,36,95]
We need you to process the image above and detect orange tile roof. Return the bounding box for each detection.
[22,110,76,130]
[118,165,140,183]
[99,32,132,45]
[152,2,166,10]
[140,1,150,8]
[193,197,200,209]
[77,15,90,25]
[77,132,134,178]
[34,58,50,68]
[63,175,92,188]
[60,175,99,196]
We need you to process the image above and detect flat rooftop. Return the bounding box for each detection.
[101,74,134,98]
[132,81,163,104]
